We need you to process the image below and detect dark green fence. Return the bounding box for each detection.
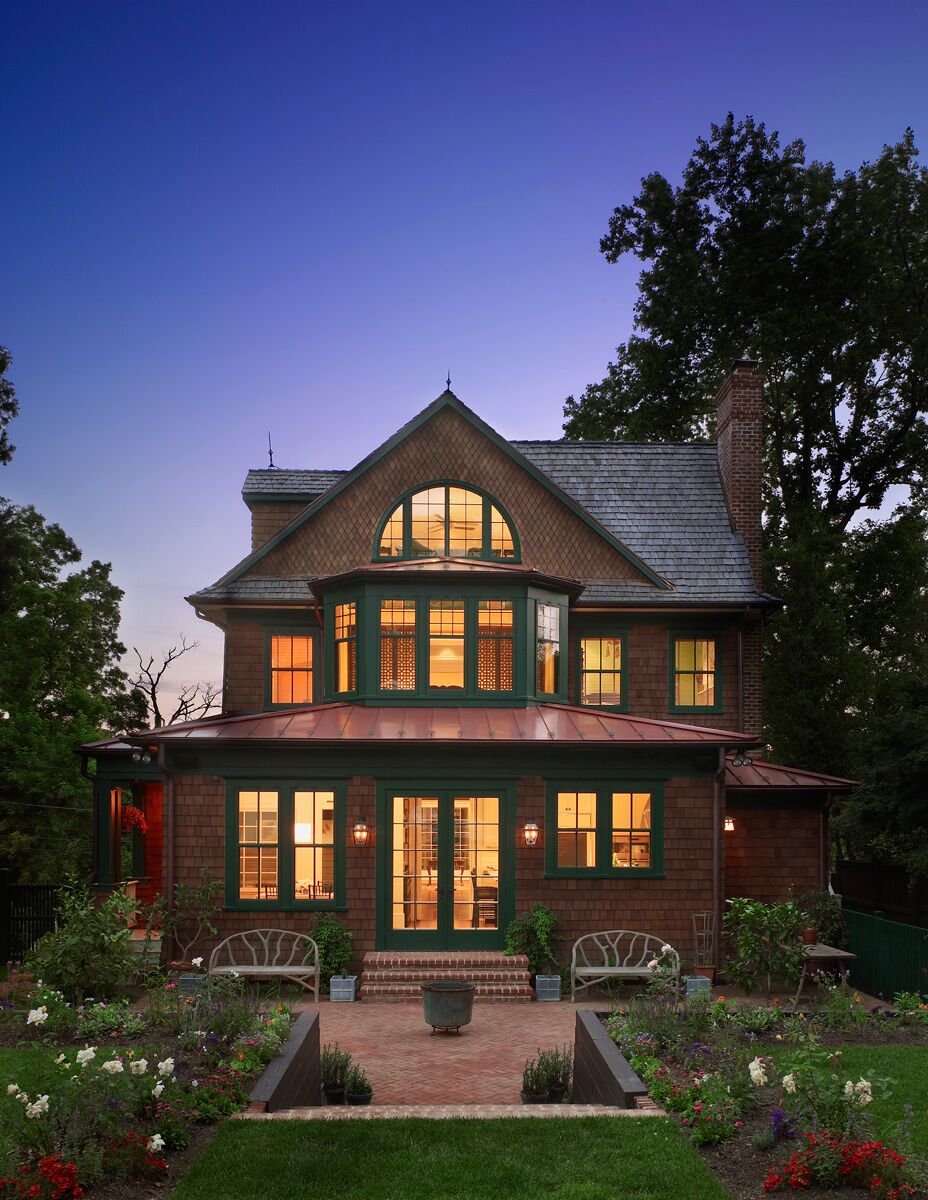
[842,909,928,1001]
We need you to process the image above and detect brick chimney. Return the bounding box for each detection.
[715,359,764,588]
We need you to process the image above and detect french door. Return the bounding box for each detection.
[381,788,511,949]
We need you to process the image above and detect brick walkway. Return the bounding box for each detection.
[299,1000,597,1106]
[241,1103,649,1120]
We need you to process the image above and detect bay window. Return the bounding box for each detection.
[429,599,465,690]
[477,600,514,692]
[380,599,417,691]
[334,602,357,693]
[536,602,560,694]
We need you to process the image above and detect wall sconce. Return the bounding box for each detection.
[724,816,735,833]
[523,821,539,847]
[352,821,370,847]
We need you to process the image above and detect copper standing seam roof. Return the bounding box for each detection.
[102,702,759,749]
[725,757,856,790]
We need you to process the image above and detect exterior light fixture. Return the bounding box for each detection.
[523,821,540,847]
[724,816,735,833]
[730,754,753,768]
[352,821,370,847]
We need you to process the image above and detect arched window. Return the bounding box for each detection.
[374,484,520,562]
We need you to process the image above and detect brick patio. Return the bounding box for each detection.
[296,999,597,1106]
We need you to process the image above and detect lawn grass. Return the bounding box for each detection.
[172,1116,732,1200]
[0,1043,65,1155]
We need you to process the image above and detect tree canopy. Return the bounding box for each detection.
[0,346,18,465]
[562,117,928,862]
[0,501,146,881]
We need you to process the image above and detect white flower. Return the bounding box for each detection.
[129,1058,148,1075]
[748,1057,768,1086]
[844,1080,855,1097]
[101,1059,124,1074]
[76,1047,96,1067]
[55,1053,66,1065]
[661,944,673,956]
[157,1057,175,1077]
[147,1133,165,1152]
[6,1083,19,1095]
[191,1079,199,1088]
[782,1073,797,1094]
[26,1006,48,1026]
[854,1079,872,1107]
[192,956,203,968]
[25,1095,49,1118]
[229,969,240,979]
[647,959,659,971]
[152,1080,165,1098]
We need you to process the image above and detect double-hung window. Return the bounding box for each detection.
[578,635,625,708]
[269,633,314,705]
[536,603,560,695]
[670,635,722,713]
[380,599,417,691]
[477,600,514,692]
[229,783,344,908]
[334,603,357,693]
[545,784,662,877]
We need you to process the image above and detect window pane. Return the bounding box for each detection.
[337,639,357,692]
[238,791,258,843]
[612,793,631,828]
[379,504,404,558]
[675,673,695,707]
[556,791,596,868]
[580,637,622,706]
[536,603,560,693]
[381,599,417,691]
[448,488,483,557]
[477,600,513,691]
[490,505,514,558]
[259,791,278,842]
[675,638,696,671]
[271,635,313,705]
[429,600,464,689]
[334,603,356,639]
[410,487,446,556]
[611,791,651,869]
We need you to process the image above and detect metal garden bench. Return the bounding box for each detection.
[570,929,680,1001]
[208,929,320,997]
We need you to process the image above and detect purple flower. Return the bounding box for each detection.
[770,1109,796,1140]
[689,1043,713,1056]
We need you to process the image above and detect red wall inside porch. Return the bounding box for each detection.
[136,782,163,906]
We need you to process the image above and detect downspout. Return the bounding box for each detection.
[158,744,177,960]
[713,747,726,966]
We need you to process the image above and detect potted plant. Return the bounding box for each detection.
[520,1056,549,1104]
[504,903,561,998]
[321,1042,353,1105]
[537,1045,572,1103]
[345,1064,373,1106]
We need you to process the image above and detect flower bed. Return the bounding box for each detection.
[604,985,928,1200]
[0,970,294,1197]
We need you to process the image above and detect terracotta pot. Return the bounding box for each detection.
[801,928,818,945]
[698,965,717,984]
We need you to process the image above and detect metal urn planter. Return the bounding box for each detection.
[421,980,476,1034]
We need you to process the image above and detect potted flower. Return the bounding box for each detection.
[520,1056,549,1104]
[345,1064,373,1106]
[321,1042,353,1105]
[537,1044,572,1103]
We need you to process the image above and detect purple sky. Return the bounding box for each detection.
[3,0,927,711]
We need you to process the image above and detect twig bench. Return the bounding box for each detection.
[570,930,680,1002]
[208,929,320,998]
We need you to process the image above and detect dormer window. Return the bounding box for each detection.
[375,484,519,562]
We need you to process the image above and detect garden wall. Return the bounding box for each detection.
[572,1010,647,1108]
[248,1009,320,1113]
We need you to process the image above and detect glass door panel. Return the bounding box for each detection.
[386,791,505,948]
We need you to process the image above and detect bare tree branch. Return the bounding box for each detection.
[131,636,221,728]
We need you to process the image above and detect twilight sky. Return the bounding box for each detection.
[3,0,927,713]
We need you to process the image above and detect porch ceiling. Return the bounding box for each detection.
[117,702,758,748]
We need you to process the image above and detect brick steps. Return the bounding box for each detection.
[359,951,532,1003]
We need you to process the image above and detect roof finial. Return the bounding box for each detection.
[267,430,277,469]
[446,370,451,392]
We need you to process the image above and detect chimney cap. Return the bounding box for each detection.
[732,353,759,371]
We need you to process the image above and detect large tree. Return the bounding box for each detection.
[0,346,18,465]
[0,502,146,881]
[563,116,928,776]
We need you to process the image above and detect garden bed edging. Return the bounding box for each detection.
[572,1010,648,1109]
[247,1010,320,1113]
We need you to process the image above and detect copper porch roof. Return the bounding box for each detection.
[120,702,757,747]
[725,757,855,790]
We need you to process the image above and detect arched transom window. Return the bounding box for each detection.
[375,484,519,561]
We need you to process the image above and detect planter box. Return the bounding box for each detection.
[329,975,358,1002]
[178,972,205,996]
[535,974,562,1002]
[572,1011,648,1108]
[685,975,711,998]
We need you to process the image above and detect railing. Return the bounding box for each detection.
[842,908,928,1001]
[0,872,63,963]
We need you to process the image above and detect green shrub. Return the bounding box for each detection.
[345,1065,372,1096]
[723,897,805,996]
[311,914,353,987]
[792,887,848,948]
[504,904,558,978]
[77,998,146,1039]
[27,881,138,1001]
[321,1042,353,1089]
[163,868,222,962]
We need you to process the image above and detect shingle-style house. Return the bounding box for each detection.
[84,361,853,994]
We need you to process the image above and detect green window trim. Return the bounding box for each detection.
[334,602,358,696]
[535,600,561,697]
[574,631,629,712]
[224,780,347,911]
[544,782,664,879]
[668,632,724,715]
[372,481,522,563]
[264,627,320,709]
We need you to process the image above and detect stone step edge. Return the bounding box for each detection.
[361,970,531,982]
[240,1103,656,1119]
[362,954,530,967]
[359,983,533,994]
[358,993,532,1004]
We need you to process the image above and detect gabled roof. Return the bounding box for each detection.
[193,391,670,601]
[115,701,757,748]
[725,757,856,791]
[512,441,767,605]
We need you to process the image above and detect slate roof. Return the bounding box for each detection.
[194,436,772,608]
